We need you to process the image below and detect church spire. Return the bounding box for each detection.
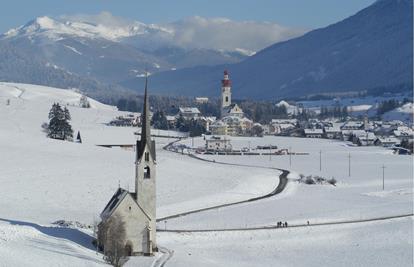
[141,73,151,145]
[137,72,154,161]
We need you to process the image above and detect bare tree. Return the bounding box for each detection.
[98,214,127,267]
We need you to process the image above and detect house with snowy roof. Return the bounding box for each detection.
[179,107,201,120]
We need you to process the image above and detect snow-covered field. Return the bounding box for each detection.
[161,217,413,267]
[168,136,412,230]
[0,83,277,266]
[0,82,412,266]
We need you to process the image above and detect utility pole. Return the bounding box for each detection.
[289,146,292,167]
[382,164,386,191]
[319,150,322,171]
[348,152,351,177]
[269,144,272,161]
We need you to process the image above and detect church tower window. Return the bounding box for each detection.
[144,166,151,179]
[145,152,149,161]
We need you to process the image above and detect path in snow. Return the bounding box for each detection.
[158,213,413,232]
[157,140,289,222]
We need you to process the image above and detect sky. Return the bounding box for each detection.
[0,0,376,34]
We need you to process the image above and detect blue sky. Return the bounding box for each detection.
[0,0,376,33]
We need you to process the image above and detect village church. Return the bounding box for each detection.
[98,76,157,256]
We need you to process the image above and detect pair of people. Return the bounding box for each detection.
[276,221,288,227]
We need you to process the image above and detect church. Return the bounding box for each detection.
[98,76,157,256]
[220,70,244,118]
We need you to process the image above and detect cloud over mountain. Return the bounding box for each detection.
[59,12,306,53]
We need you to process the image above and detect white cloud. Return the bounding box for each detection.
[59,12,307,53]
[167,16,306,52]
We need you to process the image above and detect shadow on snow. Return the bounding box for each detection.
[0,217,96,251]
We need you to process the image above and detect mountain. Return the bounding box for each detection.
[0,41,129,100]
[125,0,413,99]
[0,14,303,96]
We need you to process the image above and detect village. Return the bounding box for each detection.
[108,70,414,156]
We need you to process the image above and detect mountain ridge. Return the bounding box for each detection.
[125,0,413,99]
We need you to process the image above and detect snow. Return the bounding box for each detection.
[383,102,414,123]
[161,217,413,267]
[165,136,413,230]
[64,44,82,55]
[0,82,279,266]
[234,47,256,56]
[275,100,299,114]
[276,100,290,108]
[347,104,372,112]
[0,82,412,266]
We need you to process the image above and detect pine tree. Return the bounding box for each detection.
[47,103,73,141]
[76,131,82,143]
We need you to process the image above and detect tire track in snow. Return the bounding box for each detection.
[152,246,174,267]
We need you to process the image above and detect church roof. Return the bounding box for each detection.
[100,187,152,221]
[101,188,128,219]
[222,103,243,114]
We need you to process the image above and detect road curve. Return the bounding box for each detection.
[157,141,290,222]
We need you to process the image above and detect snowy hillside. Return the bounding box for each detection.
[383,102,414,123]
[0,83,281,266]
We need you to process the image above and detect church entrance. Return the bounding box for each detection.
[124,243,132,256]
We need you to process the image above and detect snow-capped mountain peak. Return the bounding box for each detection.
[2,15,161,41]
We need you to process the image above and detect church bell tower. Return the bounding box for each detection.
[135,74,157,251]
[221,70,232,116]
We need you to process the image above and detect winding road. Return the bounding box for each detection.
[157,141,290,222]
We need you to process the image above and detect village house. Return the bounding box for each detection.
[323,126,341,139]
[375,136,401,147]
[222,116,243,136]
[109,114,140,127]
[198,116,217,132]
[179,107,201,120]
[195,97,209,104]
[354,131,377,146]
[210,120,227,135]
[166,115,177,128]
[270,119,297,135]
[205,136,232,152]
[393,126,414,141]
[340,129,366,141]
[304,128,324,138]
[341,121,364,130]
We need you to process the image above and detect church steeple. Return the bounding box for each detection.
[136,74,156,162]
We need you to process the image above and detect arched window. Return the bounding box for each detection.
[225,96,229,102]
[145,152,149,161]
[144,166,150,179]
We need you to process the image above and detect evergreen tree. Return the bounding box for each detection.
[175,114,187,131]
[76,131,82,143]
[188,119,206,137]
[151,110,168,130]
[47,103,73,141]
